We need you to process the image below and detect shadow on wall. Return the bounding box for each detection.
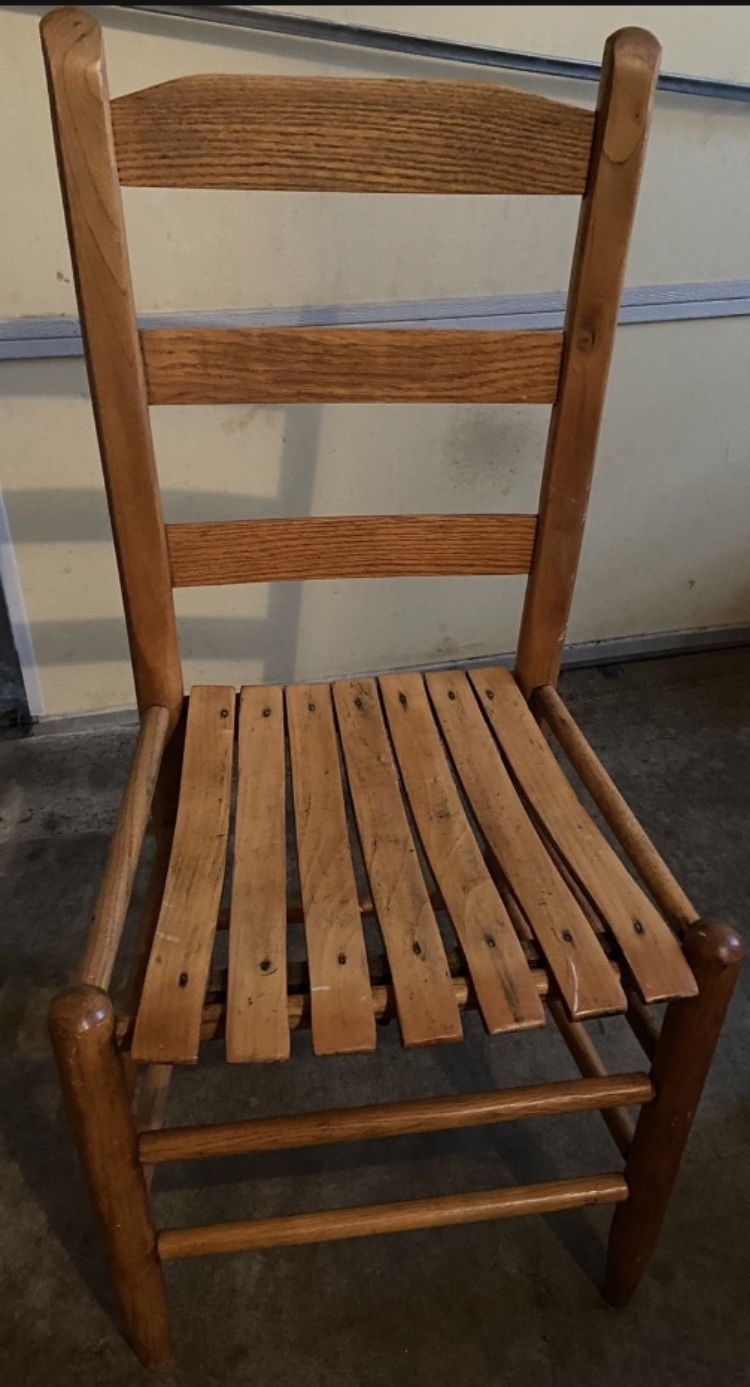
[2,400,322,684]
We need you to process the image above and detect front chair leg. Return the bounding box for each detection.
[605,919,744,1307]
[49,984,170,1367]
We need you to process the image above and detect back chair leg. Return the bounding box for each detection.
[604,919,744,1306]
[49,984,170,1367]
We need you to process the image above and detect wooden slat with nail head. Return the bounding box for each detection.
[334,678,462,1047]
[286,683,376,1057]
[132,687,235,1064]
[471,666,697,1004]
[227,687,289,1063]
[427,670,626,1019]
[379,672,544,1034]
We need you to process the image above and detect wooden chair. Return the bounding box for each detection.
[40,8,743,1367]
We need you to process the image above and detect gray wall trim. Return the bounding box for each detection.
[113,5,750,105]
[3,280,750,362]
[27,623,750,736]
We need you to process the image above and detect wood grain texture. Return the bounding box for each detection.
[80,705,170,991]
[379,672,544,1034]
[286,683,376,1057]
[227,687,289,1063]
[111,74,593,194]
[606,920,744,1306]
[515,29,661,694]
[142,327,562,405]
[141,1074,652,1164]
[167,514,537,587]
[117,969,554,1048]
[49,986,169,1367]
[159,1173,627,1260]
[132,687,235,1064]
[333,678,462,1047]
[427,670,626,1019]
[40,8,183,724]
[534,684,698,929]
[472,667,698,1004]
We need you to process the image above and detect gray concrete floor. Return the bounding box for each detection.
[1,650,749,1386]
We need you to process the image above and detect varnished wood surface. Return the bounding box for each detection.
[334,678,462,1047]
[472,667,697,1003]
[227,687,289,1062]
[516,29,661,693]
[132,688,235,1064]
[140,1073,652,1164]
[43,9,732,1354]
[379,672,544,1033]
[605,920,744,1306]
[427,670,626,1019]
[547,1000,635,1156]
[534,683,698,929]
[112,74,594,194]
[118,968,553,1049]
[286,683,376,1056]
[119,661,697,1066]
[158,1173,627,1259]
[80,706,169,990]
[49,985,169,1366]
[167,514,537,587]
[142,327,562,405]
[41,7,183,724]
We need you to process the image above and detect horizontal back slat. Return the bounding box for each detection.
[112,76,594,194]
[166,515,537,586]
[142,327,562,405]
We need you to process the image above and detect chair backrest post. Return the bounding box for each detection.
[514,28,661,696]
[40,9,659,712]
[41,7,184,728]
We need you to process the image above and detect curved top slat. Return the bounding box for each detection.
[111,75,594,194]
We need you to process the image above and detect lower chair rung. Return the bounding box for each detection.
[139,1072,653,1165]
[158,1173,628,1260]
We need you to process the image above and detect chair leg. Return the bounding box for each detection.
[49,984,170,1367]
[604,919,744,1307]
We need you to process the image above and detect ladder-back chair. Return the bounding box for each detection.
[40,7,743,1367]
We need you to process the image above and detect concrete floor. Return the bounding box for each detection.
[1,650,748,1386]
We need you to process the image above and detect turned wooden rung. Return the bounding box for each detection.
[116,970,549,1048]
[140,1072,653,1165]
[534,684,698,929]
[158,1172,628,1260]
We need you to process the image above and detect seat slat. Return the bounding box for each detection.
[470,667,697,1003]
[379,673,544,1035]
[426,671,626,1019]
[333,678,463,1047]
[112,75,594,194]
[286,684,376,1057]
[132,686,235,1063]
[227,687,289,1063]
[167,514,537,588]
[143,327,562,406]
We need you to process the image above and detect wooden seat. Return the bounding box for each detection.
[131,668,695,1067]
[40,8,743,1369]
